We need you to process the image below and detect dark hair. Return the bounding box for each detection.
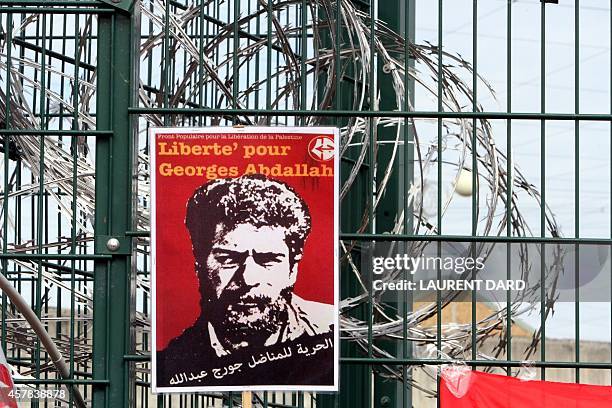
[185,174,312,265]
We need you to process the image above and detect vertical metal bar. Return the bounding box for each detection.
[471,0,478,367]
[574,0,580,384]
[34,15,48,402]
[232,0,240,124]
[1,10,11,332]
[301,0,307,122]
[437,4,443,233]
[373,0,409,405]
[253,0,260,119]
[284,6,289,124]
[14,8,24,376]
[93,9,134,408]
[277,5,283,125]
[335,0,341,114]
[506,0,512,378]
[398,0,412,405]
[56,13,68,378]
[185,8,193,126]
[163,1,170,125]
[334,3,341,406]
[29,23,36,378]
[69,14,81,407]
[540,0,547,382]
[436,0,443,405]
[266,0,272,112]
[402,1,415,405]
[199,0,206,125]
[368,0,376,406]
[145,1,154,128]
[214,0,221,126]
[1,11,12,356]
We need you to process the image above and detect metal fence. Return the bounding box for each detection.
[0,0,610,407]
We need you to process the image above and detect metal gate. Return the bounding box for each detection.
[0,0,611,407]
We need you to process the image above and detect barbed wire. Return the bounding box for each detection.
[0,0,563,398]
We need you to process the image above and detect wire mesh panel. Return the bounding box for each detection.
[0,0,610,407]
[0,1,110,407]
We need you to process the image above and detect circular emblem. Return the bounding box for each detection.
[308,136,335,162]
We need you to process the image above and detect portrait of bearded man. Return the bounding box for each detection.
[155,174,335,388]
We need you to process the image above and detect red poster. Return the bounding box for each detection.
[151,127,339,393]
[441,370,612,407]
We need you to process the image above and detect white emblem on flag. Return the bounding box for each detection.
[308,136,335,161]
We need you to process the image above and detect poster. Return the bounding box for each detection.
[151,127,339,393]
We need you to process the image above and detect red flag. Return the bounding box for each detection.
[0,352,16,408]
[441,370,612,408]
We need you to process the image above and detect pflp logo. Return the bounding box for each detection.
[308,135,335,162]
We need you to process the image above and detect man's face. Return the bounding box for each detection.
[203,223,297,341]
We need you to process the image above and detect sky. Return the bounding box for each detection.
[413,0,611,342]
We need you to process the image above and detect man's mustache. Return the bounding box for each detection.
[218,287,271,308]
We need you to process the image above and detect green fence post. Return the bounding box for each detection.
[93,9,136,408]
[374,1,415,407]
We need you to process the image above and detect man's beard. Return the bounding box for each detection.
[207,287,292,349]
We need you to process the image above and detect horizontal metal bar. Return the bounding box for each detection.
[43,113,97,118]
[13,33,316,41]
[123,354,149,361]
[341,233,612,245]
[0,7,113,13]
[128,107,612,121]
[121,232,612,245]
[0,0,102,5]
[38,261,94,277]
[13,378,109,385]
[8,277,91,282]
[0,263,95,277]
[8,361,93,379]
[0,130,112,137]
[342,358,612,369]
[124,354,612,370]
[0,254,111,260]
